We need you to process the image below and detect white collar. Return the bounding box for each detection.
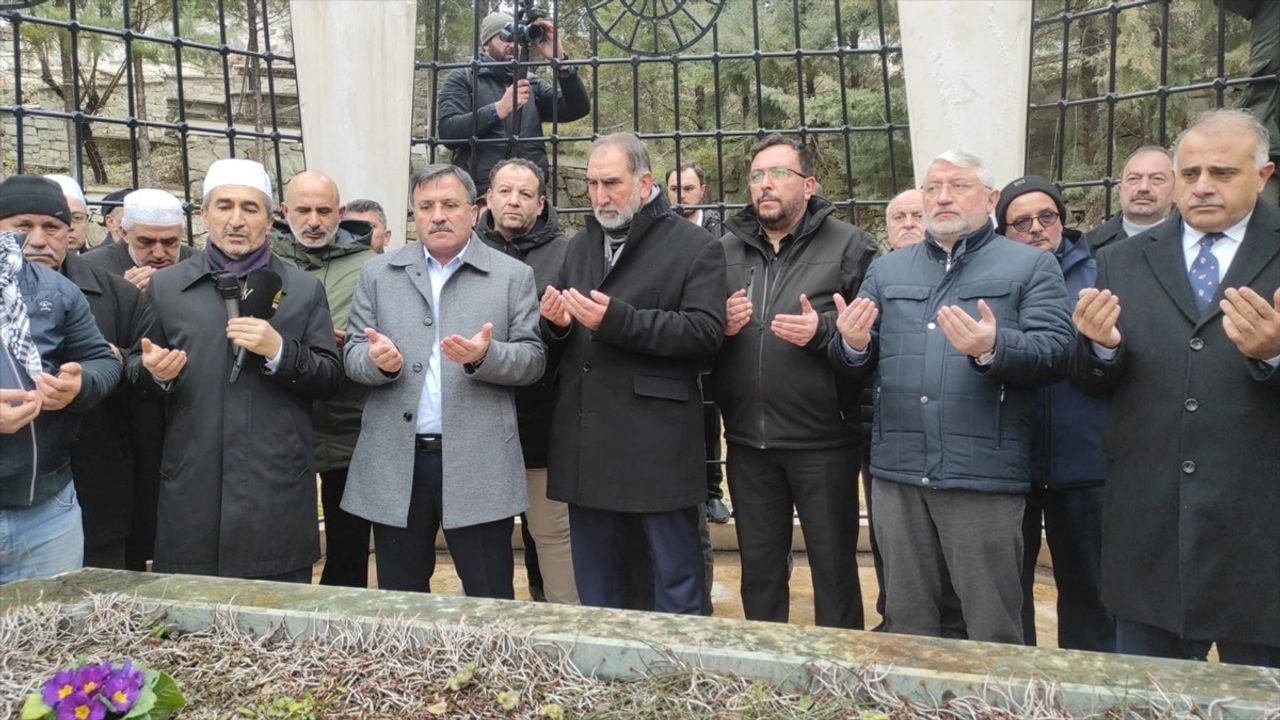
[1182,212,1251,252]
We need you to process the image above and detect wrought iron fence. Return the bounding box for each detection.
[411,0,912,235]
[1025,0,1275,229]
[0,0,301,242]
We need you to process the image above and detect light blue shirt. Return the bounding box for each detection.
[416,242,466,434]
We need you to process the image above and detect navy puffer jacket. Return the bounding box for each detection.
[829,222,1072,493]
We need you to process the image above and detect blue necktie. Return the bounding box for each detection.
[1188,232,1223,314]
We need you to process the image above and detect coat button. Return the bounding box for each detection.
[919,395,929,404]
[577,409,583,417]
[921,477,931,485]
[927,322,937,330]
[412,362,423,373]
[1189,337,1204,351]
[403,411,414,422]
[1184,398,1199,412]
[1181,460,1196,474]
[423,317,433,326]
[582,361,591,372]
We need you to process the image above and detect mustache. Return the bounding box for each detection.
[428,222,454,233]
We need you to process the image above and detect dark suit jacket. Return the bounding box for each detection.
[1071,199,1280,647]
[81,240,194,277]
[61,253,153,553]
[1080,213,1126,253]
[545,192,727,513]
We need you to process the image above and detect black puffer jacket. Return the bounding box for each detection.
[437,56,589,194]
[829,222,1072,494]
[713,197,877,449]
[477,204,569,467]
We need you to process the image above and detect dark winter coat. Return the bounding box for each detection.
[80,240,195,277]
[1029,230,1107,488]
[437,56,589,194]
[1070,200,1280,647]
[61,253,153,549]
[713,197,877,449]
[137,252,342,578]
[829,222,1073,494]
[477,204,569,468]
[545,191,726,512]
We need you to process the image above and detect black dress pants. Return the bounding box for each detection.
[319,466,372,587]
[372,447,514,599]
[727,443,863,629]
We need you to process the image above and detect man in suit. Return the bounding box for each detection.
[81,189,194,290]
[341,164,544,598]
[1073,109,1280,666]
[541,132,726,614]
[1082,146,1176,253]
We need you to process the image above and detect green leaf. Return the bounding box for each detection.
[497,690,520,711]
[796,694,814,711]
[539,703,564,719]
[20,693,53,720]
[146,671,186,719]
[444,662,475,691]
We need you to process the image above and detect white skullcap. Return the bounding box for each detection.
[123,188,184,227]
[201,158,273,202]
[44,174,87,206]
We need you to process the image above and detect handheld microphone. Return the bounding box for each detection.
[229,268,283,383]
[214,271,240,322]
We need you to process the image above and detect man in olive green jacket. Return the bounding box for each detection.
[271,170,378,587]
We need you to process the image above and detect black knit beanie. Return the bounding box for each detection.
[0,175,72,225]
[994,175,1065,234]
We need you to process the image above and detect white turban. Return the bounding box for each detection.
[202,158,273,203]
[44,174,86,206]
[123,188,185,229]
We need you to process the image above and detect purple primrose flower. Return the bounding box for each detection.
[40,668,77,706]
[72,663,108,697]
[53,691,106,720]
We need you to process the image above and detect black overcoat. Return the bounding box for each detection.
[62,253,152,554]
[545,193,727,512]
[1071,200,1280,647]
[136,253,342,578]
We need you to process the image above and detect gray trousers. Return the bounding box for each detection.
[872,478,1025,644]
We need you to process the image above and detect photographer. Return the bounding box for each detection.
[437,9,589,197]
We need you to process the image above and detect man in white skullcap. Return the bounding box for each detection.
[85,189,193,291]
[44,175,91,253]
[134,157,342,582]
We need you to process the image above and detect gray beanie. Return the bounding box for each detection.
[480,12,512,45]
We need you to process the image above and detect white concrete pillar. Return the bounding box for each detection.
[290,0,416,249]
[897,0,1034,187]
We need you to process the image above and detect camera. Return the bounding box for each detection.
[499,5,549,45]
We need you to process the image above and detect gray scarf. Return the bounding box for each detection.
[0,231,43,382]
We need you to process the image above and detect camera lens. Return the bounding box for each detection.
[526,23,546,44]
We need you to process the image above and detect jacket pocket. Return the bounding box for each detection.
[881,285,931,329]
[956,281,1016,321]
[994,383,1006,449]
[633,374,689,402]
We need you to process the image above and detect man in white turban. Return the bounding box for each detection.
[44,175,91,254]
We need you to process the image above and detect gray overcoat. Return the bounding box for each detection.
[341,237,545,529]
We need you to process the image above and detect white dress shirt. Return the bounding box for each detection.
[416,242,466,434]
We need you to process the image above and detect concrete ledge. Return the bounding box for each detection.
[3,569,1277,717]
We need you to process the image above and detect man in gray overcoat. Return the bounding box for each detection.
[341,164,545,599]
[137,158,343,583]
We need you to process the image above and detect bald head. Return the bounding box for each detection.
[282,170,344,248]
[886,188,925,249]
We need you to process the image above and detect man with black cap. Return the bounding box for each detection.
[97,187,134,247]
[436,9,589,196]
[0,175,122,582]
[995,175,1114,652]
[0,175,154,571]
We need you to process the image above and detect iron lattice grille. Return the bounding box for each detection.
[412,0,912,235]
[0,0,301,241]
[1025,0,1275,229]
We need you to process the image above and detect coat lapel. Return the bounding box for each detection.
[1216,199,1280,302]
[390,243,434,309]
[1141,212,1200,326]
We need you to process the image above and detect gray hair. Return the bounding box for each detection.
[590,132,652,176]
[346,198,388,226]
[930,148,995,189]
[1121,144,1173,170]
[1173,108,1270,170]
[410,164,477,204]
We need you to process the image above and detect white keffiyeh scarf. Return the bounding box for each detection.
[0,231,43,383]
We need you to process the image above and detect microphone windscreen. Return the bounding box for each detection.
[240,268,283,319]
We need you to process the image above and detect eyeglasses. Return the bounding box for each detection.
[749,166,807,184]
[70,212,88,224]
[921,180,985,198]
[1009,210,1060,234]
